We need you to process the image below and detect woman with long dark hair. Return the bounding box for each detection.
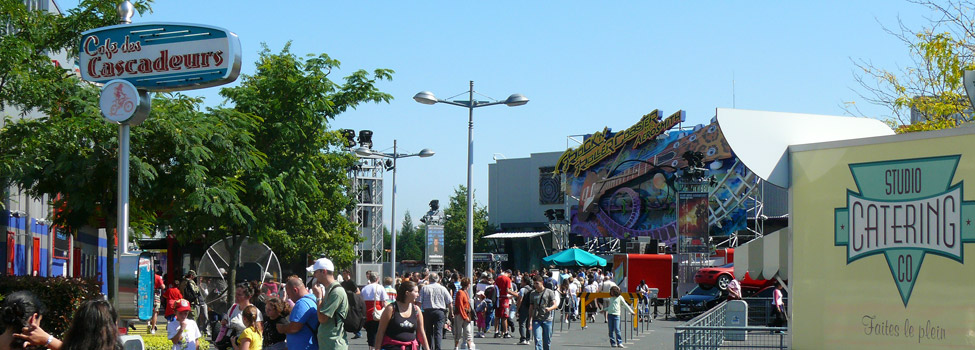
[11,297,122,350]
[1,291,48,350]
[373,280,430,350]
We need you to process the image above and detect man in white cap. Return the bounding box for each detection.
[310,257,349,350]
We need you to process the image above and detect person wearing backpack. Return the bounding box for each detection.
[483,283,498,337]
[341,280,367,337]
[310,257,349,350]
[417,273,452,350]
[283,275,319,350]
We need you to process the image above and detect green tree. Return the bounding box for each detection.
[0,1,268,303]
[214,43,393,292]
[442,186,495,269]
[849,0,975,132]
[396,211,425,262]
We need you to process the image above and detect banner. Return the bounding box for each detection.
[678,192,709,252]
[425,225,444,265]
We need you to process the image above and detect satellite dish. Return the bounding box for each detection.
[196,236,281,315]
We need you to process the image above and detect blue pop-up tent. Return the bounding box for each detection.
[542,248,607,267]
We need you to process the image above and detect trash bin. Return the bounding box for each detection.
[725,300,747,341]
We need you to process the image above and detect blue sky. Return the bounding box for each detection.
[60,1,929,230]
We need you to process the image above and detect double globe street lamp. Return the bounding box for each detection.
[414,81,528,282]
[356,141,434,279]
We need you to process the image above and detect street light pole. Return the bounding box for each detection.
[465,81,475,284]
[390,140,398,278]
[413,82,528,283]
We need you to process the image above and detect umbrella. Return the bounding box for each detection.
[542,248,607,267]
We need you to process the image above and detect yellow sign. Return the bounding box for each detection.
[790,128,975,349]
[555,110,683,176]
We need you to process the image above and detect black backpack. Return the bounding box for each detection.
[485,285,498,310]
[342,290,366,333]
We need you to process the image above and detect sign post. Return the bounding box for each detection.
[82,1,241,307]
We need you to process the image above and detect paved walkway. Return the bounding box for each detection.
[131,313,680,349]
[345,316,678,350]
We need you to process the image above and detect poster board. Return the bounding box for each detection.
[425,225,444,265]
[790,127,975,349]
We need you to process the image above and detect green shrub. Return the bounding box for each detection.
[0,276,101,338]
[141,332,210,350]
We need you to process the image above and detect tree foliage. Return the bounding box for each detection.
[395,211,425,262]
[849,0,975,132]
[442,186,494,270]
[216,43,394,271]
[0,0,154,113]
[0,1,395,304]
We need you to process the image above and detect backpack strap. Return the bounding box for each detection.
[326,282,346,328]
[297,296,317,334]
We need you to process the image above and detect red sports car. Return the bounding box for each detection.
[693,263,774,291]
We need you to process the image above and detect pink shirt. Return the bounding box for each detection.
[772,288,784,309]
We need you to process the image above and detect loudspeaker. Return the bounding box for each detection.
[569,234,585,247]
[626,241,645,254]
[644,239,659,254]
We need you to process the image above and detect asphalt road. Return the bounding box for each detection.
[135,311,680,349]
[344,314,678,350]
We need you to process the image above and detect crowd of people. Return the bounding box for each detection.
[0,261,666,350]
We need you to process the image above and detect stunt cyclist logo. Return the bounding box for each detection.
[110,83,135,117]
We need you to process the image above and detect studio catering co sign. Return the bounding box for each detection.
[834,155,975,306]
[80,22,241,91]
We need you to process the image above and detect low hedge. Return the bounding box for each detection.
[141,332,210,350]
[0,276,102,338]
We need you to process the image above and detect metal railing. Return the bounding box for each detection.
[742,297,788,326]
[675,300,789,350]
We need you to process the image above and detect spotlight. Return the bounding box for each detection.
[339,129,356,147]
[358,130,373,149]
[544,209,556,221]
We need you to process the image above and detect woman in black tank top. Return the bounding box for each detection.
[374,280,430,350]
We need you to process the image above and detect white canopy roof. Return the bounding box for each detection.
[716,108,894,188]
[483,231,549,239]
[735,227,791,281]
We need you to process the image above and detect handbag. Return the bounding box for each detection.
[372,302,384,321]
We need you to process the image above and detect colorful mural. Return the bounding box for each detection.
[559,111,755,246]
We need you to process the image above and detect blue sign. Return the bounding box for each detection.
[137,253,153,321]
[80,22,241,91]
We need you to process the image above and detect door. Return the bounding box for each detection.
[32,237,40,276]
[72,247,81,277]
[6,231,13,275]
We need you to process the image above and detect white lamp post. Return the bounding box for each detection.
[413,81,528,282]
[356,141,434,279]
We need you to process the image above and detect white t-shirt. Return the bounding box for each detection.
[600,280,618,293]
[361,282,386,302]
[227,303,264,333]
[168,318,201,350]
[585,282,599,293]
[568,281,579,296]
